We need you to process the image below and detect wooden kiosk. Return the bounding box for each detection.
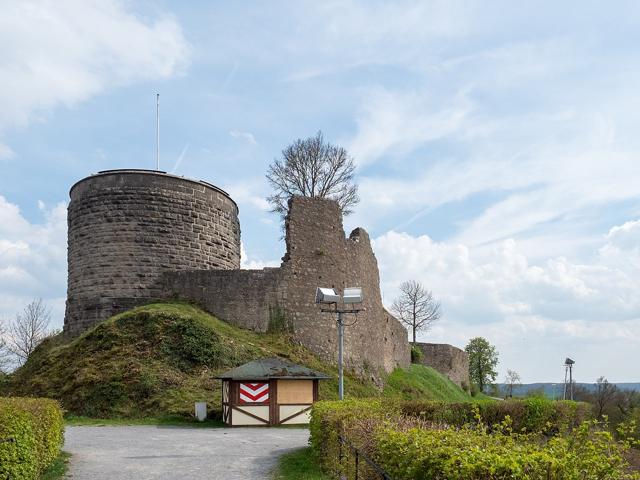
[218,357,330,426]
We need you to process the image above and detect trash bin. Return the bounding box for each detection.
[195,402,207,422]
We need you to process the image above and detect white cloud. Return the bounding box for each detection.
[229,130,258,145]
[223,181,271,212]
[373,226,640,381]
[0,143,14,160]
[0,0,190,134]
[349,88,472,166]
[240,242,279,270]
[0,197,67,328]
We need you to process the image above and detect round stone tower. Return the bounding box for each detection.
[64,169,240,335]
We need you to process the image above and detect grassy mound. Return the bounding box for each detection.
[7,303,471,419]
[383,364,472,402]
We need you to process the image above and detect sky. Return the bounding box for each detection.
[1,0,639,383]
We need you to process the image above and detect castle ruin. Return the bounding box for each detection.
[415,342,470,388]
[64,169,410,374]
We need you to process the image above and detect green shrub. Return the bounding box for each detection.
[400,398,592,434]
[267,304,294,334]
[312,399,602,480]
[375,419,637,480]
[310,399,398,475]
[470,383,480,396]
[0,397,64,480]
[410,345,423,364]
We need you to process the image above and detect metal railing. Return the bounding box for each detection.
[338,435,393,480]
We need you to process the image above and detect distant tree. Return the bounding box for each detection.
[266,131,359,220]
[465,337,499,393]
[391,280,442,345]
[594,376,618,418]
[614,389,640,425]
[7,299,52,364]
[0,320,12,373]
[504,369,522,398]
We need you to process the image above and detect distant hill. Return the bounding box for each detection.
[498,382,640,398]
[3,303,472,419]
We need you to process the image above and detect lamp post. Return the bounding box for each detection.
[316,287,363,400]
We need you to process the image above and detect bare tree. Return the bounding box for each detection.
[594,376,618,418]
[504,369,521,398]
[7,298,52,364]
[391,280,442,344]
[266,131,359,219]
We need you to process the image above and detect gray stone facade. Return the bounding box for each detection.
[415,342,470,388]
[64,169,240,334]
[162,197,410,374]
[64,171,410,375]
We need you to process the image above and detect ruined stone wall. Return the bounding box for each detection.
[278,197,410,374]
[416,342,470,388]
[162,196,411,374]
[64,169,240,334]
[162,268,284,332]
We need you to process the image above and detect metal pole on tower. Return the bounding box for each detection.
[156,93,160,171]
[569,363,573,401]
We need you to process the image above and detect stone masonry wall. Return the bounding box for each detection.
[162,196,411,375]
[416,342,470,388]
[64,169,240,335]
[162,268,284,332]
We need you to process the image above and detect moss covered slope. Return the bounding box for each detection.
[8,303,470,418]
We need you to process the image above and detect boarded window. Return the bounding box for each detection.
[277,380,313,404]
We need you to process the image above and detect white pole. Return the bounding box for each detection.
[156,93,160,171]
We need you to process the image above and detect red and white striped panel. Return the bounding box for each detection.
[239,382,269,404]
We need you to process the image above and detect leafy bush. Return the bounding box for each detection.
[310,399,398,475]
[410,345,423,364]
[311,399,612,480]
[376,419,638,480]
[400,398,591,434]
[0,397,64,480]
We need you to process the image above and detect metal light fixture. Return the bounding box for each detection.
[342,287,363,304]
[315,287,340,304]
[316,287,364,400]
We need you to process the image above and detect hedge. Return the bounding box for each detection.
[400,398,592,434]
[309,399,398,475]
[0,397,64,480]
[309,398,636,480]
[376,421,637,480]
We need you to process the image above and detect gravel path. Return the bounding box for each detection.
[64,425,310,479]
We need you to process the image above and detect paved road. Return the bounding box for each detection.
[64,426,310,479]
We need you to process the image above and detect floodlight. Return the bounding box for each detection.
[343,287,363,304]
[316,287,340,304]
[564,358,575,365]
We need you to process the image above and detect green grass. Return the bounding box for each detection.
[383,364,472,402]
[7,301,472,420]
[40,452,71,480]
[6,302,379,419]
[272,447,330,480]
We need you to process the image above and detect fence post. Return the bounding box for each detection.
[355,448,359,480]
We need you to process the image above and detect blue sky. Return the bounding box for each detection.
[1,0,639,382]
